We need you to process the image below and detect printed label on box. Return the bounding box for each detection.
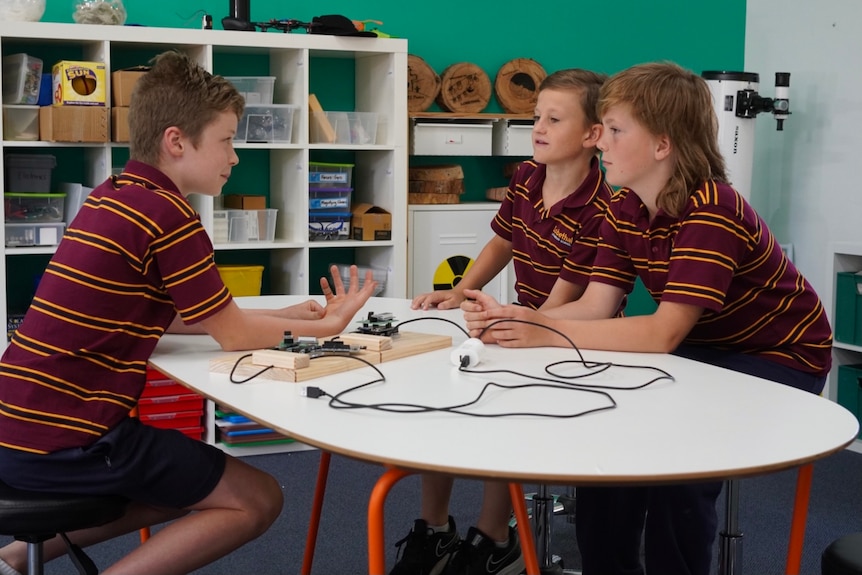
[309,172,349,185]
[310,197,349,210]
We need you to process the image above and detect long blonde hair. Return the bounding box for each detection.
[598,62,727,216]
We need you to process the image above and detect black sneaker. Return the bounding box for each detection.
[445,526,525,575]
[390,516,461,575]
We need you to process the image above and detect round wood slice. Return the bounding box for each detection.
[409,179,465,195]
[485,186,509,202]
[495,58,547,114]
[435,63,491,113]
[407,54,441,113]
[408,193,461,204]
[408,164,465,181]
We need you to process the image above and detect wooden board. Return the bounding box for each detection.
[485,186,508,202]
[407,54,441,113]
[435,62,491,113]
[408,193,461,205]
[503,161,522,178]
[408,164,465,181]
[409,179,465,195]
[309,93,336,143]
[209,331,452,383]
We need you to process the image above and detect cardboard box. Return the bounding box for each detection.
[223,195,266,210]
[111,67,148,107]
[40,106,109,142]
[351,203,391,241]
[111,106,129,142]
[52,60,107,106]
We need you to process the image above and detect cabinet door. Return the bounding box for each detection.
[409,206,511,302]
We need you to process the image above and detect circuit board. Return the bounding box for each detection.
[354,311,399,337]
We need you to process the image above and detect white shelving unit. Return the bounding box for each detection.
[0,21,408,456]
[826,242,862,454]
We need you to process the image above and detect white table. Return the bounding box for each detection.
[149,296,858,574]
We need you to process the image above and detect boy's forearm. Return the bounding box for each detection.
[459,236,513,292]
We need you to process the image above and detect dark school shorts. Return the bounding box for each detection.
[0,417,226,509]
[673,344,826,395]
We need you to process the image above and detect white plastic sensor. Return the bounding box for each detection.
[450,338,485,368]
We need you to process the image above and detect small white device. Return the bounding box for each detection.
[450,338,485,368]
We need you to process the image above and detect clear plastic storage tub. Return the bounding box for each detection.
[308,187,352,213]
[213,209,277,243]
[308,162,353,189]
[2,53,43,105]
[224,76,276,105]
[308,212,350,241]
[310,111,380,144]
[235,104,297,143]
[4,193,66,222]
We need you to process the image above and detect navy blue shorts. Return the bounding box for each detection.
[0,417,226,509]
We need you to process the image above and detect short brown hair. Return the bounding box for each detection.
[598,62,727,216]
[539,68,607,126]
[129,51,244,165]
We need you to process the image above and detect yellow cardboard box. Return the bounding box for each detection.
[52,60,107,106]
[40,106,109,142]
[351,203,392,241]
[111,67,148,107]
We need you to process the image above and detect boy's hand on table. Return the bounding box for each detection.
[462,289,559,347]
[282,300,325,320]
[411,289,464,310]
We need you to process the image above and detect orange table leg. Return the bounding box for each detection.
[785,463,814,575]
[301,451,332,575]
[129,406,151,544]
[509,483,540,575]
[368,468,413,575]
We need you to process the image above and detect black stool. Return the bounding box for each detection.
[0,480,128,575]
[822,532,862,575]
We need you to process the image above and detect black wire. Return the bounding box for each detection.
[326,380,617,419]
[229,353,276,383]
[225,315,674,418]
[393,316,470,338]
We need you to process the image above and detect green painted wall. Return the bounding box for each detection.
[24,1,744,310]
[44,1,745,85]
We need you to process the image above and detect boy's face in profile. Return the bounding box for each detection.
[174,111,240,198]
[532,88,594,167]
[597,103,664,192]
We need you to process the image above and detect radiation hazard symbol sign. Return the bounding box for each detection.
[433,255,474,290]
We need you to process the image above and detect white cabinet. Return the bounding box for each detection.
[408,203,516,304]
[826,243,862,454]
[0,21,408,456]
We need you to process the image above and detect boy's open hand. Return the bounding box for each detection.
[319,264,376,329]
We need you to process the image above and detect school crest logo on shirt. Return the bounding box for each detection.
[552,225,573,247]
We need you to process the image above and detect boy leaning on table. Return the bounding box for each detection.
[460,61,832,575]
[0,50,375,575]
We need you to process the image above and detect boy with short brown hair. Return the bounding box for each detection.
[0,50,375,575]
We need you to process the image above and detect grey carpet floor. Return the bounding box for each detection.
[3,447,861,574]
